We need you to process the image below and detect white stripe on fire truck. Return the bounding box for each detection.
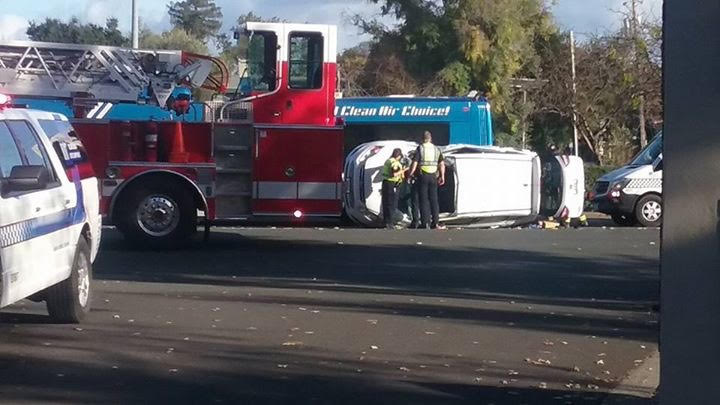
[85,103,103,119]
[254,182,341,200]
[96,103,114,119]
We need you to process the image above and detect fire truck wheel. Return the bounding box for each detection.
[635,194,662,228]
[46,237,92,323]
[117,179,197,248]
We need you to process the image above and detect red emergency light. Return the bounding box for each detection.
[0,94,12,106]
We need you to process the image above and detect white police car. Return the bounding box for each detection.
[0,99,101,323]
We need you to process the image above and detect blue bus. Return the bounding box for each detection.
[335,96,494,154]
[16,95,495,155]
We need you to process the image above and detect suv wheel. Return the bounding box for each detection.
[46,237,92,323]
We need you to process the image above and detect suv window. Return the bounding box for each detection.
[289,32,324,89]
[0,122,22,177]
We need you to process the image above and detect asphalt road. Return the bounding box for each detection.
[0,226,660,405]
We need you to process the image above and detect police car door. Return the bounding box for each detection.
[0,120,74,306]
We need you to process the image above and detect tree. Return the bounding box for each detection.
[27,17,128,46]
[140,27,209,54]
[167,0,223,43]
[337,42,372,97]
[534,18,662,166]
[352,0,556,146]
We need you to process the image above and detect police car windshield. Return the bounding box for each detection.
[629,133,662,166]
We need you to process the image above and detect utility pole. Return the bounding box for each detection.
[509,78,547,150]
[521,89,527,149]
[131,0,139,49]
[570,30,579,157]
[629,0,647,148]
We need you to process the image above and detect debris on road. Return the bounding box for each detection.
[525,358,552,366]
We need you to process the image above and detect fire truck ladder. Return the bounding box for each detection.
[0,40,228,110]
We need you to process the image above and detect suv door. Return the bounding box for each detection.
[0,120,75,306]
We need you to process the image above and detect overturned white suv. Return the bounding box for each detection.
[344,141,585,228]
[0,104,101,323]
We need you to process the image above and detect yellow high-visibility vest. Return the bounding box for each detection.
[382,157,403,183]
[420,143,439,174]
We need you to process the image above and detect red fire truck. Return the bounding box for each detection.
[0,22,343,247]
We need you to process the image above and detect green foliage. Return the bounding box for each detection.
[167,0,223,42]
[345,0,663,164]
[435,62,472,96]
[585,165,617,192]
[27,17,128,46]
[140,28,208,54]
[352,0,555,146]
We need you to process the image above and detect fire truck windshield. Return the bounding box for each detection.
[247,31,278,93]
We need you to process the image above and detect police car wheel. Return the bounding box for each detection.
[117,179,197,249]
[635,194,662,227]
[46,237,92,324]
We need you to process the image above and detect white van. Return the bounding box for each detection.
[0,105,101,322]
[589,133,663,227]
[343,141,585,228]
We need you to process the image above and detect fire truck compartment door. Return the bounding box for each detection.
[253,127,343,215]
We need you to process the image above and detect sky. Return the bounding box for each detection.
[0,0,663,50]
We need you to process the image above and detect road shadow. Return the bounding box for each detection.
[97,228,659,308]
[0,324,656,405]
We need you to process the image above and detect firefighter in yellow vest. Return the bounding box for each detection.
[408,131,446,229]
[381,148,406,229]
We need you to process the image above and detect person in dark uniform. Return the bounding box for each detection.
[403,148,420,228]
[381,148,405,229]
[408,131,446,229]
